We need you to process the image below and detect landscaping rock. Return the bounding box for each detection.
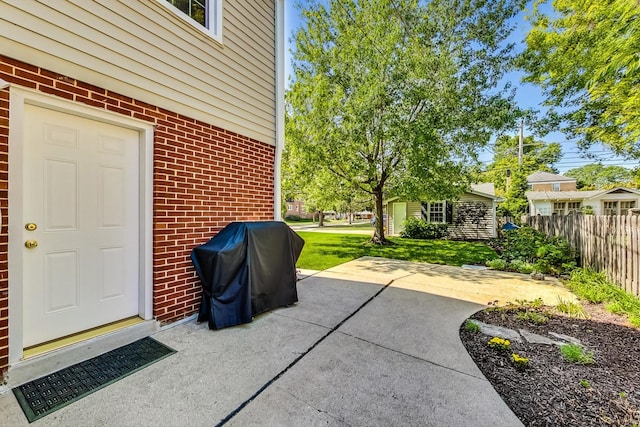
[472,320,522,342]
[549,332,581,345]
[518,329,561,345]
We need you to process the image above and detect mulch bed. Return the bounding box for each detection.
[460,307,640,426]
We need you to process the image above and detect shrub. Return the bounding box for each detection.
[285,215,301,221]
[488,226,576,275]
[400,217,448,239]
[486,258,508,270]
[534,238,577,275]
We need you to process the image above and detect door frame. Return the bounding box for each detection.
[8,86,154,364]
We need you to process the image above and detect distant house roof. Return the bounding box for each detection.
[471,183,495,196]
[526,187,640,202]
[527,171,576,184]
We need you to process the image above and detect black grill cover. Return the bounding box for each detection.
[190,221,305,330]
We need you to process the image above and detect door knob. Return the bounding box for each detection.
[24,240,38,249]
[25,223,37,231]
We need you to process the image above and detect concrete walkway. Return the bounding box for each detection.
[288,222,374,235]
[0,257,577,426]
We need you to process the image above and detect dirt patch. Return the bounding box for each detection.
[460,306,640,426]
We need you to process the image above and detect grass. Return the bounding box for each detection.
[555,297,590,319]
[566,268,640,327]
[560,343,595,365]
[296,232,498,271]
[464,320,480,333]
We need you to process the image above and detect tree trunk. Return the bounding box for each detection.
[318,210,325,227]
[371,189,389,244]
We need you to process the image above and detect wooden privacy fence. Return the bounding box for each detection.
[527,215,640,296]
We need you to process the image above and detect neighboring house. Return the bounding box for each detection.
[0,1,284,381]
[527,171,577,191]
[285,200,314,219]
[384,184,501,239]
[527,187,640,216]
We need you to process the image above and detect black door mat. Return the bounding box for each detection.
[13,337,176,423]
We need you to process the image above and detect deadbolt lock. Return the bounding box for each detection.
[24,240,38,249]
[25,223,37,231]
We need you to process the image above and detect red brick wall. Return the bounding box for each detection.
[0,55,275,376]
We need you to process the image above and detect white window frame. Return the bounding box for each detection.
[552,183,561,191]
[603,201,618,215]
[566,201,582,214]
[553,202,565,215]
[421,201,446,224]
[620,200,637,215]
[159,0,223,43]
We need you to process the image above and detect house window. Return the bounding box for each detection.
[553,202,565,215]
[603,201,618,215]
[163,0,223,40]
[552,183,561,191]
[566,202,582,213]
[429,202,444,223]
[295,205,299,212]
[527,184,533,190]
[287,204,292,211]
[620,201,636,215]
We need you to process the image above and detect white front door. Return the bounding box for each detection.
[22,104,140,347]
[393,203,407,235]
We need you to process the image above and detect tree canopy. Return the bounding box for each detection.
[286,0,526,243]
[564,164,636,190]
[520,0,640,158]
[479,134,562,194]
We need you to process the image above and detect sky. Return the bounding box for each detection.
[283,1,632,174]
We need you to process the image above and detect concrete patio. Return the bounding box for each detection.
[0,257,577,426]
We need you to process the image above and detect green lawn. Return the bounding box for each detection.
[296,231,498,271]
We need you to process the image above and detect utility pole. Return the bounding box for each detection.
[518,119,524,166]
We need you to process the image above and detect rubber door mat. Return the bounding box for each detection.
[13,337,176,423]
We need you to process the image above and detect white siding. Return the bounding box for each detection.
[0,0,276,144]
[386,194,495,239]
[448,194,494,240]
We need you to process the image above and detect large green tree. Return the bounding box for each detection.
[287,0,525,243]
[521,0,640,158]
[565,164,636,190]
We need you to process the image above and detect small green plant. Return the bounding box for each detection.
[486,258,508,270]
[555,297,590,319]
[515,298,544,309]
[579,379,590,388]
[619,391,628,399]
[511,353,530,370]
[516,311,549,324]
[464,320,480,333]
[487,336,511,352]
[509,259,535,274]
[560,344,595,365]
